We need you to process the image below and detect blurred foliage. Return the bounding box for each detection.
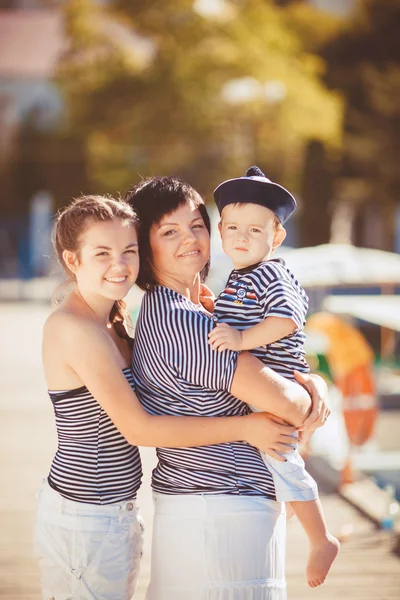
[2,117,89,217]
[57,0,343,199]
[320,0,400,247]
[299,139,337,246]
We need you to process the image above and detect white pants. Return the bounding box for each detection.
[34,480,144,600]
[146,493,287,600]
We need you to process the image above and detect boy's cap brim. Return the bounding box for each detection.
[213,176,296,224]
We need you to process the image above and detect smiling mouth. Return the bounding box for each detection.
[104,276,128,283]
[178,250,201,257]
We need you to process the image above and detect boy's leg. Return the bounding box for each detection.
[289,498,340,588]
[255,428,340,587]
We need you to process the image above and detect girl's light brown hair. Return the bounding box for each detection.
[53,194,139,347]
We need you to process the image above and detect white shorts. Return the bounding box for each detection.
[146,493,287,600]
[249,403,318,502]
[34,479,144,600]
[260,436,318,503]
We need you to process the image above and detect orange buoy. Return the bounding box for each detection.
[306,313,378,485]
[337,364,378,447]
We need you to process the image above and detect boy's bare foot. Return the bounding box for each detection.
[306,533,340,587]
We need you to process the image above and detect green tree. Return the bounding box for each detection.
[0,114,89,219]
[58,0,342,206]
[321,0,400,248]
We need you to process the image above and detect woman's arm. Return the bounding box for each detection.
[230,351,314,428]
[47,313,296,459]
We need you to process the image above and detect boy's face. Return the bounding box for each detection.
[219,203,286,269]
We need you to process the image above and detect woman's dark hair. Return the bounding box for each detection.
[124,176,211,291]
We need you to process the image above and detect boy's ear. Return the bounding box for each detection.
[218,221,222,238]
[272,227,286,249]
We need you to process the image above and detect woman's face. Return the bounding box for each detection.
[149,202,210,285]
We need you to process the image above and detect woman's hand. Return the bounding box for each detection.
[199,283,215,313]
[244,412,296,461]
[294,371,330,431]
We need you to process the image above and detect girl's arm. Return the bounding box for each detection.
[46,313,296,460]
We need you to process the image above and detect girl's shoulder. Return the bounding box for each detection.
[44,303,87,335]
[43,304,104,352]
[42,305,101,391]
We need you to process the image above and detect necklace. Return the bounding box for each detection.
[74,289,113,329]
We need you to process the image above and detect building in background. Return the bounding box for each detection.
[0,9,64,150]
[0,7,65,276]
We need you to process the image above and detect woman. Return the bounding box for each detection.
[125,176,329,600]
[36,195,301,600]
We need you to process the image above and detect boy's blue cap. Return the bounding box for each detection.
[213,166,296,224]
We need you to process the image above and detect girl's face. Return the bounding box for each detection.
[149,203,210,286]
[65,219,139,301]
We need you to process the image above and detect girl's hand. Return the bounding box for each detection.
[293,371,330,431]
[298,429,313,444]
[244,412,296,461]
[199,284,215,313]
[208,322,242,352]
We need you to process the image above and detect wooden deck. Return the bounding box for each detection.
[1,303,399,600]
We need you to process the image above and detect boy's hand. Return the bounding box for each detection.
[208,322,242,352]
[199,284,215,313]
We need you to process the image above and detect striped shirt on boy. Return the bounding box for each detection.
[214,259,310,380]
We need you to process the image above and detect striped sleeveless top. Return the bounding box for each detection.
[47,368,142,504]
[132,285,276,500]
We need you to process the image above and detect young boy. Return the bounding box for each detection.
[209,166,339,588]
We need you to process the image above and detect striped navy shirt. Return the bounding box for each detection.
[47,368,143,504]
[132,285,276,500]
[214,259,310,380]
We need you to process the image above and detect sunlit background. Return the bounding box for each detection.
[1,1,400,598]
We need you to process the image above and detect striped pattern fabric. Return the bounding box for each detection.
[47,368,143,504]
[132,285,276,500]
[214,259,310,380]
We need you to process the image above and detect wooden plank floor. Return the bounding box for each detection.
[1,303,399,600]
[286,488,400,599]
